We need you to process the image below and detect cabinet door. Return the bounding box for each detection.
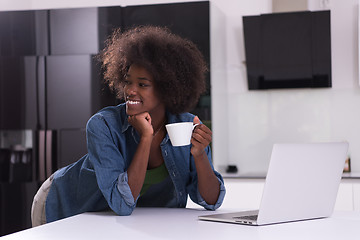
[46,55,93,129]
[34,10,49,56]
[49,6,123,55]
[353,182,360,211]
[0,10,48,56]
[0,182,39,236]
[98,6,123,51]
[0,57,38,129]
[335,182,354,211]
[0,11,35,56]
[89,54,118,114]
[123,2,210,71]
[49,8,99,55]
[57,129,87,169]
[46,54,117,130]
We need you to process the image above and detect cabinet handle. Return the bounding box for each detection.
[38,130,46,181]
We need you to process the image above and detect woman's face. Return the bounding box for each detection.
[123,64,165,117]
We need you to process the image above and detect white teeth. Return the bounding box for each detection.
[127,100,141,105]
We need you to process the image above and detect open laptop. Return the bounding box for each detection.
[199,142,349,226]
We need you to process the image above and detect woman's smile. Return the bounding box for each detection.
[127,100,141,104]
[126,98,142,113]
[126,99,142,105]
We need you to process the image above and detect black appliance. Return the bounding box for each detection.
[243,10,332,90]
[0,1,210,236]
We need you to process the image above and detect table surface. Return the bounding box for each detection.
[2,208,360,240]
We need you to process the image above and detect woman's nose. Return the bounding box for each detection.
[126,85,137,95]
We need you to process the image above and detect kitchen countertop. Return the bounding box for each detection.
[221,172,360,179]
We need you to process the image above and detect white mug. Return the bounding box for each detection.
[165,122,199,147]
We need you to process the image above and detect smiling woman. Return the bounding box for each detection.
[30,25,226,226]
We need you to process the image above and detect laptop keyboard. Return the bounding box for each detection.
[233,215,258,221]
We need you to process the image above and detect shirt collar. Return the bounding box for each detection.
[121,110,131,134]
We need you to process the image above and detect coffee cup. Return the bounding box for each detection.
[165,122,199,147]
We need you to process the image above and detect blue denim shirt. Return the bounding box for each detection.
[45,103,226,223]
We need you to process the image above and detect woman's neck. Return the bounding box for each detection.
[149,110,167,134]
[152,117,166,135]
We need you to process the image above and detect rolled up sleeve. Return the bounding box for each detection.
[187,145,226,210]
[195,172,226,210]
[117,172,138,207]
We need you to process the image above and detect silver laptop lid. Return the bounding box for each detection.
[257,142,349,225]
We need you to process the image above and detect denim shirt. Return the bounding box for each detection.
[45,103,226,223]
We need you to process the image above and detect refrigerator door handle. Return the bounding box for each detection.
[38,130,46,182]
[46,130,54,178]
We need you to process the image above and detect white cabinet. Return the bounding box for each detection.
[335,181,354,211]
[336,179,360,211]
[353,182,360,211]
[220,178,264,210]
[187,177,360,211]
[186,178,264,209]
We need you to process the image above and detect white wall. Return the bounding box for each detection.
[211,0,360,174]
[1,0,359,173]
[209,0,273,173]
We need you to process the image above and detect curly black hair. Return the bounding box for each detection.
[98,25,208,114]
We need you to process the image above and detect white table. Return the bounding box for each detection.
[2,208,360,240]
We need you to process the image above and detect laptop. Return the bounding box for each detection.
[199,142,349,226]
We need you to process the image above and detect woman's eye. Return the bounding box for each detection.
[139,83,149,87]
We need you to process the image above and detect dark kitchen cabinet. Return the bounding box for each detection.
[0,10,48,56]
[46,55,94,129]
[57,129,87,169]
[0,57,38,130]
[46,54,112,170]
[49,6,122,55]
[49,8,99,55]
[0,11,36,56]
[0,182,39,236]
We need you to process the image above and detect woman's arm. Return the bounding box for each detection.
[191,116,220,205]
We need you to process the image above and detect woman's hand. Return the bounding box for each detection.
[190,116,212,157]
[128,112,153,138]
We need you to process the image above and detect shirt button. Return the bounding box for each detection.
[164,150,168,156]
[172,172,176,177]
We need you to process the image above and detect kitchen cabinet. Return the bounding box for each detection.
[46,55,94,129]
[49,7,122,55]
[0,56,38,129]
[354,183,360,211]
[186,177,360,211]
[0,10,48,56]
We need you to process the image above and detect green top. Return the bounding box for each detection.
[140,163,169,196]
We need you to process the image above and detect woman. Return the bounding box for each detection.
[31,25,226,226]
